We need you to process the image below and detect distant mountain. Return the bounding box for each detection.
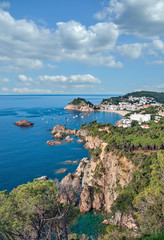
[101,91,164,104]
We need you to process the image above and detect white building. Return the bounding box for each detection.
[130,113,151,123]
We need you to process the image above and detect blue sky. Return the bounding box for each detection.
[0,0,164,95]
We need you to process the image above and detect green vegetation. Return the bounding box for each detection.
[101,96,123,105]
[68,233,89,239]
[80,122,164,239]
[80,121,164,152]
[0,180,79,240]
[124,91,164,103]
[101,91,164,104]
[0,116,163,239]
[138,231,164,240]
[69,98,94,107]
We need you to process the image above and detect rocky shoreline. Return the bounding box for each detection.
[43,124,138,232]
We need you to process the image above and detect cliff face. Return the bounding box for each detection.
[79,146,135,213]
[59,128,138,230]
[77,130,135,214]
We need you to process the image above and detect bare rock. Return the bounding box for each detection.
[61,173,80,189]
[64,136,74,142]
[72,160,78,164]
[38,176,48,180]
[74,157,89,178]
[56,168,67,174]
[102,220,110,225]
[51,125,66,135]
[110,211,138,231]
[65,160,72,163]
[92,192,105,210]
[77,139,84,143]
[14,120,34,127]
[51,125,77,139]
[47,140,62,146]
[79,187,92,213]
[53,132,64,139]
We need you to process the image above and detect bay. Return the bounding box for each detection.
[0,95,122,191]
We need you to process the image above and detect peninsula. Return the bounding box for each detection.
[64,97,99,112]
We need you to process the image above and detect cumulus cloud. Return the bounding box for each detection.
[0,9,122,72]
[0,77,9,84]
[18,75,33,82]
[39,74,101,85]
[95,0,164,38]
[152,40,164,53]
[116,43,146,59]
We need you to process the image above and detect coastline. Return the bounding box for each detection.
[98,109,129,116]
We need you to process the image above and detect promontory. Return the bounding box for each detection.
[64,97,99,112]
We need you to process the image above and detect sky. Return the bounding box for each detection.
[0,0,164,95]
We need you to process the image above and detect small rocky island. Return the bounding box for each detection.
[64,97,99,112]
[14,120,34,127]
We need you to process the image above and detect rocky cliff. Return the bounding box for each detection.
[64,97,98,112]
[75,129,137,230]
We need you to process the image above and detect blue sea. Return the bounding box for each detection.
[0,95,122,192]
[0,95,123,238]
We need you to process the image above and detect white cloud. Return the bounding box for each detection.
[0,1,10,9]
[95,0,164,38]
[1,86,8,91]
[0,77,9,84]
[0,9,122,72]
[148,60,164,66]
[18,75,33,82]
[39,74,101,85]
[152,40,164,53]
[155,84,164,89]
[12,88,52,94]
[116,43,145,59]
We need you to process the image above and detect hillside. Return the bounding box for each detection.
[78,120,164,239]
[64,97,99,112]
[101,91,164,104]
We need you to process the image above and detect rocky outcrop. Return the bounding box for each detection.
[61,173,80,189]
[64,98,98,112]
[77,129,102,150]
[14,120,34,127]
[110,212,138,231]
[37,176,49,180]
[61,157,89,189]
[59,127,138,230]
[51,125,77,139]
[64,104,95,112]
[77,139,84,143]
[64,136,74,142]
[56,168,67,173]
[77,140,136,214]
[47,140,62,146]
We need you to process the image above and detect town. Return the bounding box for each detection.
[100,95,164,128]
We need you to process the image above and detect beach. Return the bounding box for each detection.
[99,109,129,116]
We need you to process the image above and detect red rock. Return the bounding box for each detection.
[14,120,34,127]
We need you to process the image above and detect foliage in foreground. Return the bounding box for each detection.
[0,179,79,240]
[81,122,164,238]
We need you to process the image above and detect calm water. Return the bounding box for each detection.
[0,95,122,192]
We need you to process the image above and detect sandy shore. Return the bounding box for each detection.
[98,109,130,116]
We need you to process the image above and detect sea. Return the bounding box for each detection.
[0,94,122,238]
